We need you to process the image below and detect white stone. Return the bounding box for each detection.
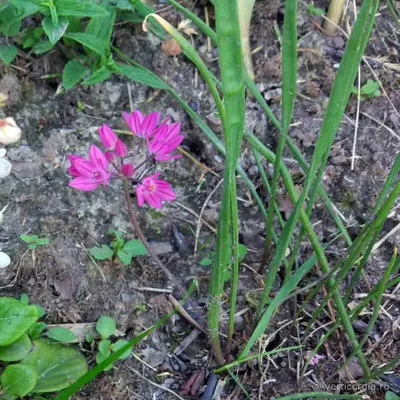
[0,252,11,268]
[0,117,22,145]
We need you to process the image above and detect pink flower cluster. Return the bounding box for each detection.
[67,110,183,209]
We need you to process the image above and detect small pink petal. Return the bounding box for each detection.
[105,151,115,163]
[89,145,109,171]
[69,177,99,191]
[98,124,118,150]
[115,139,127,157]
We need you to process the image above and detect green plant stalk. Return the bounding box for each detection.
[247,134,370,376]
[166,0,354,262]
[258,0,378,314]
[56,282,196,399]
[227,186,239,348]
[237,0,255,79]
[260,0,297,274]
[324,0,345,34]
[210,0,245,364]
[343,249,397,368]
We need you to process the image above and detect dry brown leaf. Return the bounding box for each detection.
[161,38,182,56]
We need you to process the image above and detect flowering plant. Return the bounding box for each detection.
[67,110,183,209]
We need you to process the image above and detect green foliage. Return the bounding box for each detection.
[46,327,77,343]
[0,334,32,362]
[90,316,132,371]
[352,79,381,99]
[88,229,147,265]
[386,392,400,400]
[96,315,116,339]
[0,45,18,64]
[20,234,49,250]
[0,297,39,346]
[307,3,325,15]
[1,364,37,397]
[0,296,87,398]
[22,339,88,393]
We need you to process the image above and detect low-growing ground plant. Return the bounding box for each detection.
[0,295,87,398]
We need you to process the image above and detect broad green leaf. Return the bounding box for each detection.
[0,333,32,361]
[361,79,380,95]
[47,327,76,343]
[88,244,113,260]
[85,332,94,343]
[82,66,111,85]
[56,0,109,17]
[28,322,47,339]
[123,239,147,256]
[0,297,39,346]
[111,339,132,359]
[64,32,107,57]
[32,40,54,54]
[85,0,116,45]
[1,364,37,397]
[42,16,69,45]
[0,5,22,36]
[0,45,18,64]
[33,304,45,317]
[98,339,111,354]
[21,339,88,393]
[117,249,132,265]
[62,60,89,89]
[114,0,135,10]
[95,351,113,370]
[8,0,39,18]
[96,315,116,339]
[115,64,169,89]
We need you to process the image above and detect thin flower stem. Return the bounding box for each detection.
[135,154,154,171]
[122,179,185,297]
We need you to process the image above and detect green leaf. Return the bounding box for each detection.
[96,315,116,339]
[21,339,88,393]
[123,239,147,256]
[32,40,54,54]
[200,257,212,266]
[85,332,94,343]
[85,0,117,45]
[111,339,132,359]
[307,3,325,15]
[64,32,107,57]
[95,351,113,370]
[8,0,39,18]
[47,327,76,343]
[28,322,47,339]
[238,244,247,260]
[23,36,38,49]
[0,297,39,346]
[1,364,37,397]
[33,304,45,317]
[29,243,38,249]
[56,0,109,17]
[42,16,69,45]
[114,0,135,10]
[386,392,400,400]
[62,60,89,89]
[0,334,32,362]
[0,45,18,64]
[20,293,29,304]
[115,63,169,89]
[88,244,113,260]
[82,66,111,85]
[117,249,132,265]
[98,339,111,354]
[361,79,380,95]
[0,6,22,36]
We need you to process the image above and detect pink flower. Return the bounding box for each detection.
[68,145,111,192]
[123,110,160,138]
[147,122,183,161]
[98,124,118,150]
[115,139,127,157]
[136,172,176,209]
[67,154,86,177]
[121,163,135,177]
[310,354,324,366]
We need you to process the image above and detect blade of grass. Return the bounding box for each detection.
[261,0,297,279]
[211,0,245,362]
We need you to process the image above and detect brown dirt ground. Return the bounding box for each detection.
[0,0,400,399]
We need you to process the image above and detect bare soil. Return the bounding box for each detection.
[0,0,400,399]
